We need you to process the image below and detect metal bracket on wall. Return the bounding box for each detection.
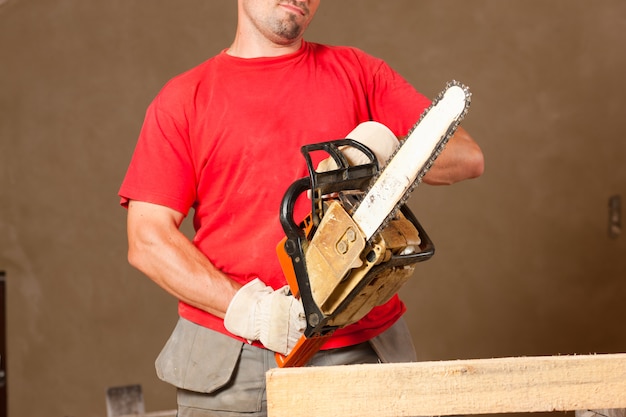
[106,384,145,417]
[1,270,6,417]
[609,195,622,239]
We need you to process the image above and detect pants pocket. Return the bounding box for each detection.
[176,342,269,413]
[156,318,244,393]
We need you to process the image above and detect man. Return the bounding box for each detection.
[119,1,484,416]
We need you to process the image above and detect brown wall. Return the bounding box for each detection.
[1,1,625,416]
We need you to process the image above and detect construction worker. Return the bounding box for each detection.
[119,1,484,415]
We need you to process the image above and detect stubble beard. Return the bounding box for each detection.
[269,13,304,43]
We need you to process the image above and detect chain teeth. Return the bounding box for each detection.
[357,80,471,240]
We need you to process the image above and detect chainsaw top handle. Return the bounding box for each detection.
[280,139,379,237]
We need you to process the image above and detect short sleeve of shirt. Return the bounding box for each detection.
[119,90,197,215]
[368,59,432,137]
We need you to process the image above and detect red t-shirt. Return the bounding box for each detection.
[119,41,430,349]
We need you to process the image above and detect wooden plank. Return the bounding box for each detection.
[266,353,626,417]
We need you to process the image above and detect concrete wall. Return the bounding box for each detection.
[1,1,624,416]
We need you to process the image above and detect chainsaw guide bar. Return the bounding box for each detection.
[353,80,471,240]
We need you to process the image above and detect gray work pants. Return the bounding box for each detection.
[156,317,416,417]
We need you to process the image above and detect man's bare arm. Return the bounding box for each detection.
[422,127,484,185]
[126,200,241,318]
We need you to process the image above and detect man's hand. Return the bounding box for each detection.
[224,278,306,355]
[316,121,399,172]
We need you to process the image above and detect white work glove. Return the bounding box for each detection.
[316,121,400,172]
[224,278,306,356]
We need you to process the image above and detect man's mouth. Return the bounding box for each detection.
[279,1,308,17]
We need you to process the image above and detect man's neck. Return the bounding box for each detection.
[227,30,303,58]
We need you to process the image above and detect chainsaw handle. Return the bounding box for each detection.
[278,139,376,236]
[278,177,312,243]
[301,139,378,227]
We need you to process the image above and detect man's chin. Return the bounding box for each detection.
[272,24,304,43]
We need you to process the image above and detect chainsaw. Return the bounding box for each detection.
[275,81,471,367]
